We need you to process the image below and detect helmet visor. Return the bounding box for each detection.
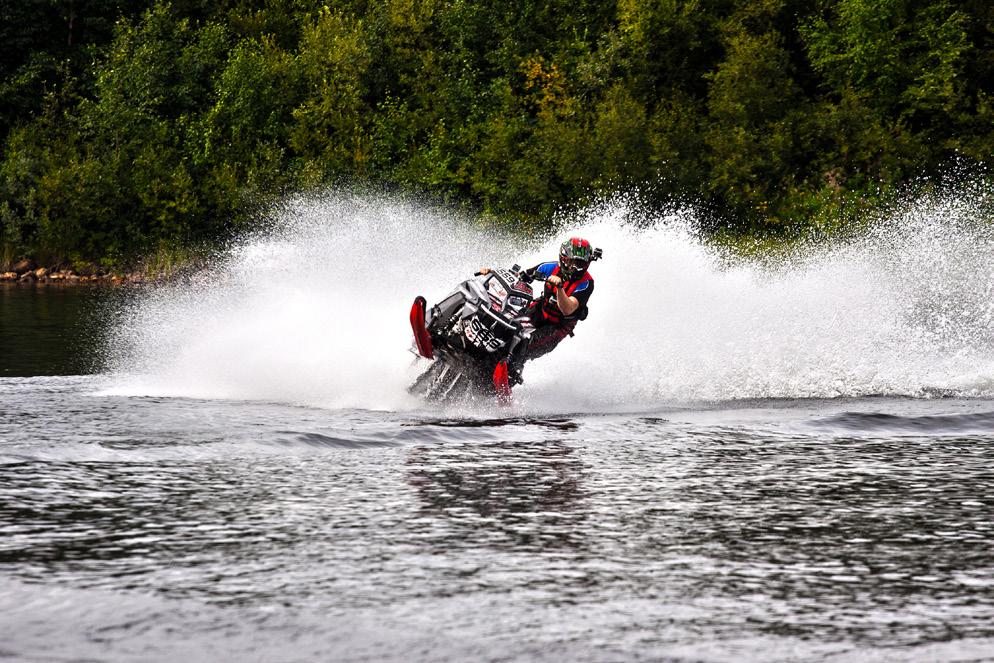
[559,256,589,276]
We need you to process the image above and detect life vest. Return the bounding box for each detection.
[535,266,592,326]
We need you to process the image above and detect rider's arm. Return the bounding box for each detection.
[547,274,592,316]
[552,282,580,316]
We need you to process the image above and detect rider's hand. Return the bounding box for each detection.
[546,275,562,289]
[477,268,491,276]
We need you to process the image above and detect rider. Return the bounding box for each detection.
[480,237,598,383]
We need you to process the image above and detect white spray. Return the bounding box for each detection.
[103,188,994,410]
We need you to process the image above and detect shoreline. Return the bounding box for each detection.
[1,257,172,285]
[1,267,149,285]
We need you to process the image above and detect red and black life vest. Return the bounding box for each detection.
[535,265,592,326]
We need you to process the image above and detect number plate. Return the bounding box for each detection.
[464,317,505,351]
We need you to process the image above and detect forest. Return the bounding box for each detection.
[2,0,993,270]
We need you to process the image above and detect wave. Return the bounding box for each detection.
[811,410,994,435]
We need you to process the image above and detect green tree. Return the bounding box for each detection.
[705,27,805,222]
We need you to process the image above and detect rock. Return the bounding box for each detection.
[33,267,48,279]
[11,258,36,274]
[1,271,17,281]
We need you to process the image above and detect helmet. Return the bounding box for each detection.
[559,237,593,279]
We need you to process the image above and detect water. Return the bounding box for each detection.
[0,285,113,377]
[2,192,994,661]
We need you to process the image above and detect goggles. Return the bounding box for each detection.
[559,256,589,274]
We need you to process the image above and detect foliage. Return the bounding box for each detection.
[2,0,994,268]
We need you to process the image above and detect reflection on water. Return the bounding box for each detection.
[407,438,586,551]
[1,285,117,376]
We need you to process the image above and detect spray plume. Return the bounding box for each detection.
[103,188,994,410]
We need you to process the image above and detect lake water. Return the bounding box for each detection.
[1,284,113,377]
[3,195,994,661]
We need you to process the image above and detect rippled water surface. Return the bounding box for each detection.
[2,374,993,662]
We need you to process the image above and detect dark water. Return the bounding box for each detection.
[2,288,993,662]
[1,284,115,377]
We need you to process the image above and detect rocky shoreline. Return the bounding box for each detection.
[1,259,148,285]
